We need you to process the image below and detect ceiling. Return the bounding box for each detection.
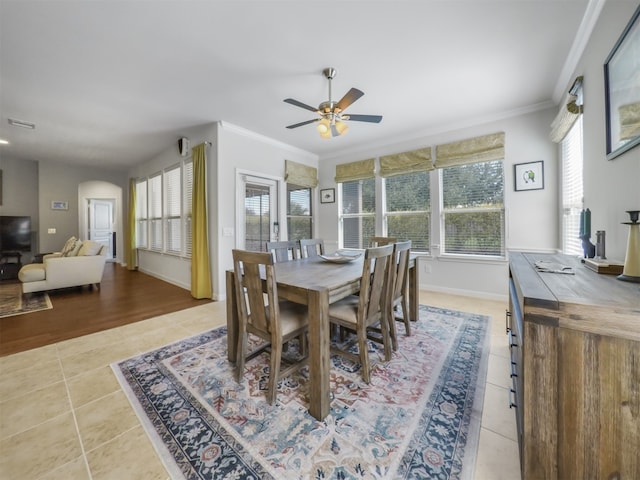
[0,0,599,170]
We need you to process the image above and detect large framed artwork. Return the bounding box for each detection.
[604,5,640,160]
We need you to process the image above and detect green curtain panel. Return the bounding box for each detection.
[334,158,375,183]
[125,178,138,270]
[435,132,505,168]
[191,143,213,299]
[284,160,318,188]
[379,146,434,177]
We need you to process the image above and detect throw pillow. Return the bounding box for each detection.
[60,236,77,256]
[66,240,83,257]
[78,240,103,256]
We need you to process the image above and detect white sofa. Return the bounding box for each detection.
[19,242,107,294]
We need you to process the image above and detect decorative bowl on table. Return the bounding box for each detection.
[319,251,363,263]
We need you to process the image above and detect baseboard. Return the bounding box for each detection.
[419,284,508,302]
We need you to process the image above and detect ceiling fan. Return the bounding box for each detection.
[284,67,383,139]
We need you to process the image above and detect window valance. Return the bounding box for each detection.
[284,160,318,188]
[334,158,375,183]
[434,132,505,168]
[550,76,583,143]
[379,147,433,177]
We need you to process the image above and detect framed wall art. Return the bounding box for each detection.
[51,201,69,210]
[604,5,640,160]
[320,188,335,204]
[514,161,544,192]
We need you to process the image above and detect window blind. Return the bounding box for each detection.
[135,180,148,248]
[285,160,318,188]
[435,132,505,168]
[334,158,375,183]
[379,147,433,177]
[164,165,181,254]
[148,174,162,250]
[561,117,584,255]
[287,183,312,241]
[183,161,193,256]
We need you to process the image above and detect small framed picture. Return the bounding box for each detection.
[514,161,544,191]
[320,188,335,204]
[51,201,69,210]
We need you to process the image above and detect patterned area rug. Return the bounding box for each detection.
[113,305,490,479]
[0,283,52,318]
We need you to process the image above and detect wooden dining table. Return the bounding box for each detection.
[225,253,418,421]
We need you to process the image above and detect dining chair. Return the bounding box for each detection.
[299,238,325,258]
[387,240,412,351]
[370,236,397,247]
[328,244,395,383]
[232,249,309,405]
[266,240,300,262]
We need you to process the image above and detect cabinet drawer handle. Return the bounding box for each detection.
[510,362,518,378]
[505,309,511,334]
[509,388,517,409]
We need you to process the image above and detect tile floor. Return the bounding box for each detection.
[0,291,521,480]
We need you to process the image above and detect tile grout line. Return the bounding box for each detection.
[56,344,94,480]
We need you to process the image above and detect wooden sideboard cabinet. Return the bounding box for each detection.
[508,252,640,480]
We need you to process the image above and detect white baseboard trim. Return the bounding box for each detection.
[419,284,508,302]
[137,267,190,291]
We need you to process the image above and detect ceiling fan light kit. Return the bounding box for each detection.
[284,67,382,139]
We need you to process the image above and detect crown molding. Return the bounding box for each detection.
[552,0,607,103]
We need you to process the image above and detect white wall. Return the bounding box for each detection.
[213,122,318,300]
[128,123,217,290]
[317,108,558,300]
[572,2,640,262]
[37,161,127,257]
[0,156,39,262]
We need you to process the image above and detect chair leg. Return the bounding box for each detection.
[388,303,398,351]
[235,331,247,383]
[400,296,411,336]
[358,326,371,384]
[379,311,393,362]
[267,340,282,405]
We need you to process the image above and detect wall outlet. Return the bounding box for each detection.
[47,228,56,234]
[423,263,432,274]
[222,227,234,237]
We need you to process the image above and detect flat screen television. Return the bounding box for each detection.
[0,216,32,252]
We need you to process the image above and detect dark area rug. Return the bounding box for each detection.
[0,283,52,318]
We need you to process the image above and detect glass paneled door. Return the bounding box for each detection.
[239,175,279,252]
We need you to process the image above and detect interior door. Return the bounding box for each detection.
[239,175,278,251]
[88,199,114,259]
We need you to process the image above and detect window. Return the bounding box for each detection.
[441,160,505,256]
[561,117,583,255]
[135,180,147,248]
[148,174,162,251]
[385,171,430,251]
[164,165,182,254]
[287,183,312,242]
[340,179,376,248]
[135,160,192,256]
[183,160,193,257]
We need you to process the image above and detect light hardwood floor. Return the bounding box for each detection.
[0,268,521,479]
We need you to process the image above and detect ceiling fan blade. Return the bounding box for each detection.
[286,118,319,129]
[344,114,383,123]
[335,88,364,112]
[284,98,318,113]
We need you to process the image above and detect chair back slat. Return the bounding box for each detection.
[393,241,412,300]
[266,241,300,262]
[299,238,325,258]
[233,249,278,334]
[360,244,394,322]
[370,236,397,247]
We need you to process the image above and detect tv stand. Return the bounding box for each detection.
[0,251,22,281]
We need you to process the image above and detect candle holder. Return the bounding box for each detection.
[618,210,640,283]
